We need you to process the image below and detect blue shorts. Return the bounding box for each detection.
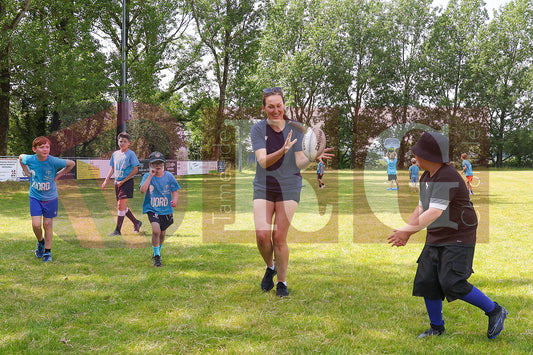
[30,197,58,218]
[410,176,418,183]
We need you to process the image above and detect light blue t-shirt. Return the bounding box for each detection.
[317,161,325,175]
[140,171,181,215]
[110,149,140,182]
[409,164,420,179]
[386,157,397,175]
[462,159,473,177]
[21,154,67,201]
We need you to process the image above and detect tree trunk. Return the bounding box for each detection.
[0,50,10,156]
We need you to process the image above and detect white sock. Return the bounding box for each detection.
[267,263,275,270]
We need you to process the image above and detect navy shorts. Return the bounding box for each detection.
[30,197,58,218]
[253,189,301,203]
[388,174,397,181]
[413,244,475,302]
[115,179,134,200]
[147,212,174,231]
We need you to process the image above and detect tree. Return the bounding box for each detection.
[7,0,110,155]
[328,0,389,168]
[0,0,31,155]
[471,0,533,167]
[188,0,264,160]
[375,0,435,167]
[422,0,489,162]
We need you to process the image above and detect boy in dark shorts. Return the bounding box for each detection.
[388,132,507,339]
[385,149,399,191]
[139,152,180,267]
[19,136,75,262]
[317,161,325,188]
[102,132,142,236]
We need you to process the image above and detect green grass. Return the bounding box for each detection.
[0,170,532,354]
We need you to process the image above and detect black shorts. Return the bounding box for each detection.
[147,211,174,231]
[388,174,397,181]
[317,173,323,179]
[253,189,301,203]
[115,179,134,200]
[413,244,475,302]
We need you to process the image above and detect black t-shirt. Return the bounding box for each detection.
[419,164,477,244]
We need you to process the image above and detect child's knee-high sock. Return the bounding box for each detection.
[424,298,444,326]
[125,207,137,224]
[460,286,496,313]
[116,209,126,231]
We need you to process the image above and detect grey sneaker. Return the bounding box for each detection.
[418,324,445,338]
[108,230,121,237]
[261,266,277,291]
[487,303,508,339]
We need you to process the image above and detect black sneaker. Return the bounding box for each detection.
[486,303,508,339]
[261,266,277,291]
[417,324,445,338]
[276,282,289,297]
[153,255,162,267]
[134,220,142,233]
[108,230,121,237]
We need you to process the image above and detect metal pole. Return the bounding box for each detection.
[118,0,128,135]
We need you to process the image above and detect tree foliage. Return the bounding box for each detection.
[1,0,532,168]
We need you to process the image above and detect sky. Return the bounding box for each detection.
[432,0,511,17]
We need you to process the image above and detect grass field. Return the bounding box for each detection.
[0,169,532,354]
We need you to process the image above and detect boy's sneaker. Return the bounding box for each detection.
[486,303,508,339]
[108,230,121,237]
[261,266,277,291]
[35,242,45,258]
[418,324,445,338]
[42,252,52,263]
[153,255,162,267]
[276,282,289,297]
[134,220,142,233]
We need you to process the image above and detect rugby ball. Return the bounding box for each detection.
[302,127,326,161]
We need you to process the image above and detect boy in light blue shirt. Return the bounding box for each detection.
[19,136,75,262]
[139,152,180,267]
[385,149,399,191]
[102,132,142,236]
[408,158,420,193]
[461,153,474,195]
[317,161,325,188]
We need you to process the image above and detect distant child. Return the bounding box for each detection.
[461,153,474,195]
[385,149,399,191]
[139,152,180,267]
[19,136,75,262]
[408,158,420,193]
[102,132,142,236]
[317,161,325,188]
[388,132,507,339]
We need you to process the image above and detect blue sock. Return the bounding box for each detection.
[153,246,160,257]
[461,287,495,313]
[424,298,444,326]
[158,244,163,254]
